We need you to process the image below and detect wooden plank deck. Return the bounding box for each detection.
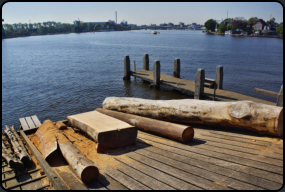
[131,70,276,105]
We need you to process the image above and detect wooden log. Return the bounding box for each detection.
[10,126,31,161]
[215,65,223,89]
[143,54,149,70]
[67,111,137,148]
[2,142,25,170]
[123,55,130,80]
[173,58,180,78]
[254,88,278,97]
[95,108,194,142]
[153,60,160,89]
[194,68,205,99]
[277,85,283,107]
[4,125,31,166]
[35,120,99,183]
[102,97,283,137]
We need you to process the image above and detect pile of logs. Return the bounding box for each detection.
[2,125,32,170]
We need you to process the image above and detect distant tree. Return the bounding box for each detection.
[38,26,47,34]
[232,19,247,30]
[267,17,276,25]
[276,25,283,34]
[218,24,227,33]
[204,19,217,31]
[19,29,30,36]
[248,17,258,25]
[226,25,233,30]
[48,26,56,33]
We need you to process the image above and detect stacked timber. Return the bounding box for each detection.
[2,135,25,170]
[35,120,99,184]
[67,111,137,148]
[3,125,31,166]
[102,97,283,137]
[95,108,194,142]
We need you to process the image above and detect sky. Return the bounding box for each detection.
[2,2,283,25]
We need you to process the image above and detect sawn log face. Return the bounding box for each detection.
[102,97,283,137]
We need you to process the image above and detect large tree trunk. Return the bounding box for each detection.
[36,120,99,183]
[102,97,283,137]
[67,111,137,148]
[4,125,31,166]
[95,108,194,142]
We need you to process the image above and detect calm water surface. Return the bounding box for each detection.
[2,30,283,130]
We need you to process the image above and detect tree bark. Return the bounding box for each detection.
[102,97,283,137]
[4,125,31,166]
[95,108,194,142]
[2,142,25,170]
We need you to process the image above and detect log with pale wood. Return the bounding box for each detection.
[102,97,283,137]
[10,125,31,160]
[67,111,137,148]
[95,108,194,142]
[4,125,31,166]
[2,142,25,170]
[35,120,99,183]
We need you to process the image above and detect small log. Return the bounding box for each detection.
[10,126,31,160]
[4,125,31,166]
[173,58,180,78]
[95,108,194,142]
[35,120,99,183]
[67,111,137,148]
[102,97,283,137]
[2,142,25,170]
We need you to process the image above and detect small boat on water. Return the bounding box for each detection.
[151,31,160,34]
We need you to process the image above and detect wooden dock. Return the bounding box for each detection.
[131,69,276,105]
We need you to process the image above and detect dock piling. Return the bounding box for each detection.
[194,68,205,100]
[277,85,283,107]
[143,54,149,70]
[124,56,130,80]
[133,60,136,72]
[215,65,223,89]
[173,58,180,78]
[153,60,160,89]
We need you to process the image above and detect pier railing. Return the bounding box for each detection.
[254,86,283,107]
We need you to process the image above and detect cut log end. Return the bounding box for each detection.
[182,127,195,142]
[81,166,99,184]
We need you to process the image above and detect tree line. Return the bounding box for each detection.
[204,17,283,35]
[2,20,130,37]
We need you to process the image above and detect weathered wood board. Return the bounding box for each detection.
[67,111,137,148]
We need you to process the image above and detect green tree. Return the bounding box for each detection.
[267,17,276,25]
[19,29,30,36]
[48,26,56,33]
[38,26,47,34]
[276,25,283,34]
[232,19,247,30]
[248,17,258,25]
[218,24,227,33]
[204,19,217,32]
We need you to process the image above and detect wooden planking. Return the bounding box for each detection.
[131,70,276,105]
[194,131,283,154]
[137,133,283,183]
[24,117,36,129]
[107,148,203,190]
[126,150,230,190]
[138,132,282,175]
[134,144,264,190]
[95,150,175,190]
[31,115,42,127]
[135,140,282,190]
[2,170,21,190]
[194,129,283,151]
[19,118,29,130]
[96,171,128,190]
[192,133,283,160]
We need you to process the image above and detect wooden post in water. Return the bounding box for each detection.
[173,58,180,78]
[153,60,160,89]
[277,85,283,107]
[194,68,205,100]
[215,65,223,89]
[123,55,130,80]
[133,60,136,72]
[143,54,149,70]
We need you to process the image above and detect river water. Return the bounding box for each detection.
[2,30,283,130]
